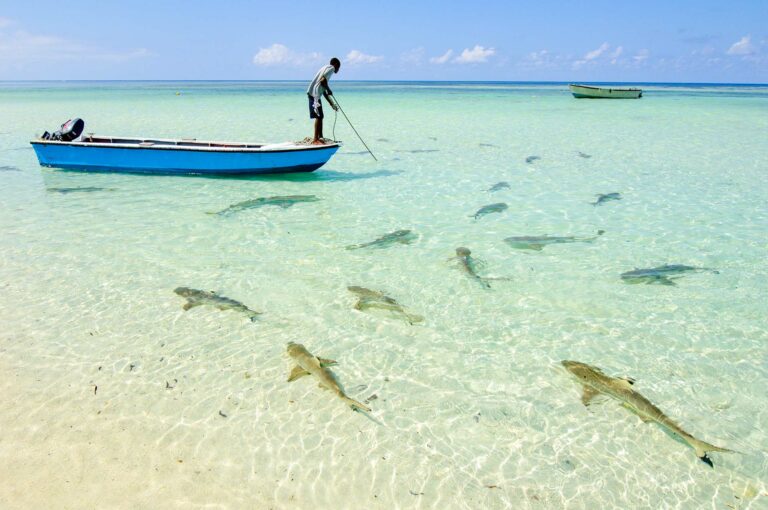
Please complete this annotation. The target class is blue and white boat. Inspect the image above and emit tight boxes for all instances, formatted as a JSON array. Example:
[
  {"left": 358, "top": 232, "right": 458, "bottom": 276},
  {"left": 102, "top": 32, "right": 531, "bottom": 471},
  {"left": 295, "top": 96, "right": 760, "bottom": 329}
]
[{"left": 31, "top": 134, "right": 340, "bottom": 176}]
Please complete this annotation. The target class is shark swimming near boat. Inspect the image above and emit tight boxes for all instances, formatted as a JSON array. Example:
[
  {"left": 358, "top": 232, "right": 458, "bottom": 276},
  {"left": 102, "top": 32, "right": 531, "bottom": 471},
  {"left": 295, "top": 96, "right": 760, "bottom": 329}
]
[
  {"left": 345, "top": 229, "right": 418, "bottom": 250},
  {"left": 472, "top": 202, "right": 508, "bottom": 220},
  {"left": 173, "top": 287, "right": 261, "bottom": 322},
  {"left": 562, "top": 360, "right": 732, "bottom": 467},
  {"left": 0, "top": 165, "right": 20, "bottom": 172},
  {"left": 347, "top": 286, "right": 424, "bottom": 324},
  {"left": 526, "top": 155, "right": 541, "bottom": 164},
  {"left": 504, "top": 230, "right": 605, "bottom": 251},
  {"left": 210, "top": 195, "right": 320, "bottom": 216},
  {"left": 486, "top": 181, "right": 511, "bottom": 192},
  {"left": 286, "top": 342, "right": 371, "bottom": 412},
  {"left": 592, "top": 192, "right": 622, "bottom": 206},
  {"left": 48, "top": 186, "right": 115, "bottom": 194},
  {"left": 620, "top": 264, "right": 719, "bottom": 286}
]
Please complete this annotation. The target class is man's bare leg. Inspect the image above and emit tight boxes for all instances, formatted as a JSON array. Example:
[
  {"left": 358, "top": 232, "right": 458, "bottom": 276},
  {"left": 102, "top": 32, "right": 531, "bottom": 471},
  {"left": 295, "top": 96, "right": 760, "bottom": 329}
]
[{"left": 312, "top": 118, "right": 324, "bottom": 144}]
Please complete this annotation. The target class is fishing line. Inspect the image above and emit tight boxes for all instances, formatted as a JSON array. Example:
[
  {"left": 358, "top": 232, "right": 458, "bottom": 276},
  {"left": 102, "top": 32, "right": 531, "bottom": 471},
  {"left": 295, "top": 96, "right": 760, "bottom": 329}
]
[{"left": 330, "top": 95, "right": 377, "bottom": 161}]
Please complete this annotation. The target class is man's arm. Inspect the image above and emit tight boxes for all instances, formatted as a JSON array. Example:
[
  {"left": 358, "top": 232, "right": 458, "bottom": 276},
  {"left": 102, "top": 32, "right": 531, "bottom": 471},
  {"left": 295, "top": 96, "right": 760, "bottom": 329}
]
[{"left": 320, "top": 77, "right": 338, "bottom": 110}]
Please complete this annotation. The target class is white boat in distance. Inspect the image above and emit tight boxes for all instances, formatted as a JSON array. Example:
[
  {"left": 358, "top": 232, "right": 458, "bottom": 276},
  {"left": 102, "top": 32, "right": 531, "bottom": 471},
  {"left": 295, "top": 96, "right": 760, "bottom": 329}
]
[{"left": 569, "top": 84, "right": 643, "bottom": 99}]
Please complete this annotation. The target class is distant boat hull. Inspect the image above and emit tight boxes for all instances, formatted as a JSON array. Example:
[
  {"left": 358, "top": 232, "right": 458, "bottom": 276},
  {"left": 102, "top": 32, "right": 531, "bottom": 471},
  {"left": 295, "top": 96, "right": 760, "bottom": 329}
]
[
  {"left": 30, "top": 136, "right": 340, "bottom": 175},
  {"left": 569, "top": 84, "right": 642, "bottom": 99}
]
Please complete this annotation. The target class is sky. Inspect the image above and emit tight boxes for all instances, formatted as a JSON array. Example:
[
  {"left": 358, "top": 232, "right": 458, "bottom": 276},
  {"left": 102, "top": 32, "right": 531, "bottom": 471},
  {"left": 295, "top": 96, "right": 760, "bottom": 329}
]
[{"left": 0, "top": 0, "right": 766, "bottom": 83}]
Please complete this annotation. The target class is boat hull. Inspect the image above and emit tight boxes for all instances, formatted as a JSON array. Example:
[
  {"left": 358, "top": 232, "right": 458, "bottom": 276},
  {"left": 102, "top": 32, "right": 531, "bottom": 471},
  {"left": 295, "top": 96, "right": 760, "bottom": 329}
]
[
  {"left": 30, "top": 138, "right": 340, "bottom": 175},
  {"left": 569, "top": 84, "right": 642, "bottom": 99}
]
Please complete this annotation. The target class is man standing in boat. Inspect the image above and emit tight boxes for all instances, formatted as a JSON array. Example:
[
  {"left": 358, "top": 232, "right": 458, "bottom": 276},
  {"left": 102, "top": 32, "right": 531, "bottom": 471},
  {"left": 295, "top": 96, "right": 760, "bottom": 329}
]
[{"left": 307, "top": 58, "right": 340, "bottom": 145}]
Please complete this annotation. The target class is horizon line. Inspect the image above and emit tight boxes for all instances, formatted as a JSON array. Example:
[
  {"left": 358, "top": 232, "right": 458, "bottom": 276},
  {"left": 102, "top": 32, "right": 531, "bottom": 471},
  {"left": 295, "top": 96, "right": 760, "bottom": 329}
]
[{"left": 1, "top": 79, "right": 767, "bottom": 86}]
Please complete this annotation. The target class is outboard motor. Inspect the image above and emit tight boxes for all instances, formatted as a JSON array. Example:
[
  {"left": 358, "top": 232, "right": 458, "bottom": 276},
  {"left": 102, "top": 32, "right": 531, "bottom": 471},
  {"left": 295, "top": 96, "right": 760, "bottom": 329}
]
[{"left": 42, "top": 118, "right": 85, "bottom": 142}]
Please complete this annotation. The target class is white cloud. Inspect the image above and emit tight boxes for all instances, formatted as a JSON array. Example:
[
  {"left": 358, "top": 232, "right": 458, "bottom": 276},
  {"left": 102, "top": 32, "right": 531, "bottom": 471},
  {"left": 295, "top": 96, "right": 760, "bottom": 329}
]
[
  {"left": 454, "top": 45, "right": 495, "bottom": 64},
  {"left": 572, "top": 42, "right": 612, "bottom": 68},
  {"left": 727, "top": 35, "right": 754, "bottom": 55},
  {"left": 610, "top": 46, "right": 623, "bottom": 64},
  {"left": 253, "top": 43, "right": 322, "bottom": 67},
  {"left": 400, "top": 47, "right": 424, "bottom": 65},
  {"left": 633, "top": 49, "right": 650, "bottom": 63},
  {"left": 430, "top": 49, "right": 453, "bottom": 64},
  {"left": 346, "top": 49, "right": 382, "bottom": 65},
  {"left": 585, "top": 42, "right": 610, "bottom": 61},
  {"left": 0, "top": 28, "right": 151, "bottom": 62}
]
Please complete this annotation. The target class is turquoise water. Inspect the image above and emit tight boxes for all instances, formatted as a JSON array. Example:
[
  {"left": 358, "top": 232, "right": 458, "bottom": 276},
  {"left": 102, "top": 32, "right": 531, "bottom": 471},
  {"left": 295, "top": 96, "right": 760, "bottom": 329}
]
[{"left": 1, "top": 81, "right": 767, "bottom": 508}]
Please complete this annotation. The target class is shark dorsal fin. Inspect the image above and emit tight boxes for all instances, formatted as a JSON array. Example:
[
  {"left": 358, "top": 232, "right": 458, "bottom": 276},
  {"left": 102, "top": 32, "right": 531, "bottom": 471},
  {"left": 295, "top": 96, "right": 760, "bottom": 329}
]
[{"left": 318, "top": 357, "right": 337, "bottom": 367}]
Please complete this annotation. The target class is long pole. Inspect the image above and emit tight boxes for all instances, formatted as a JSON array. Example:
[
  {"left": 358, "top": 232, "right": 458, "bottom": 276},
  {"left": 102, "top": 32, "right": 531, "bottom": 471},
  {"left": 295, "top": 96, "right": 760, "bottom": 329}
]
[{"left": 331, "top": 95, "right": 377, "bottom": 161}]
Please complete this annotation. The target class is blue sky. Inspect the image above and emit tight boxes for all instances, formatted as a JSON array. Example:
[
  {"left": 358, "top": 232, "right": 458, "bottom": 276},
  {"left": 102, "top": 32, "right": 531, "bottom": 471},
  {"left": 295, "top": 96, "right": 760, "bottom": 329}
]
[{"left": 1, "top": 0, "right": 766, "bottom": 82}]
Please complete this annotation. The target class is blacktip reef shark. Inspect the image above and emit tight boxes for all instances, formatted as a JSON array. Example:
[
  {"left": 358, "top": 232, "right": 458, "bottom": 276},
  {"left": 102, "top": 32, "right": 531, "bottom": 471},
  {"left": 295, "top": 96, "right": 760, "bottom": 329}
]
[
  {"left": 286, "top": 342, "right": 371, "bottom": 412},
  {"left": 504, "top": 230, "right": 605, "bottom": 251},
  {"left": 48, "top": 186, "right": 116, "bottom": 194},
  {"left": 452, "top": 247, "right": 512, "bottom": 289},
  {"left": 174, "top": 287, "right": 261, "bottom": 322},
  {"left": 526, "top": 155, "right": 541, "bottom": 164},
  {"left": 620, "top": 264, "right": 719, "bottom": 286},
  {"left": 486, "top": 181, "right": 511, "bottom": 192},
  {"left": 562, "top": 360, "right": 732, "bottom": 468},
  {"left": 345, "top": 229, "right": 418, "bottom": 250},
  {"left": 472, "top": 202, "right": 508, "bottom": 220},
  {"left": 210, "top": 195, "right": 320, "bottom": 216},
  {"left": 347, "top": 286, "right": 424, "bottom": 325},
  {"left": 591, "top": 192, "right": 622, "bottom": 206}
]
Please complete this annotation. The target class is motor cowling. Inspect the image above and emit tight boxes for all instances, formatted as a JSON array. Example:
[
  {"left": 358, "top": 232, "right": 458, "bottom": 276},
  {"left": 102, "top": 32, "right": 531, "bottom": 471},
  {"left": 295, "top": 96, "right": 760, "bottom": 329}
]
[{"left": 42, "top": 118, "right": 85, "bottom": 141}]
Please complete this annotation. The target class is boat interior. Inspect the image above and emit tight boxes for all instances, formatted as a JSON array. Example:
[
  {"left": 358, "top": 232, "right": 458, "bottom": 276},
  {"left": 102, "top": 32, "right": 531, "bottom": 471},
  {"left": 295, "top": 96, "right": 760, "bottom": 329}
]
[{"left": 81, "top": 135, "right": 265, "bottom": 149}]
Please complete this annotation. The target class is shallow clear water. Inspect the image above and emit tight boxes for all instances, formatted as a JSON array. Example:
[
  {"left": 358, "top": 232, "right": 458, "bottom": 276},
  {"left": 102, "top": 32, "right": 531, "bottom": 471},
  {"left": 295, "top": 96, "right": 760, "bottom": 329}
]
[{"left": 1, "top": 81, "right": 767, "bottom": 509}]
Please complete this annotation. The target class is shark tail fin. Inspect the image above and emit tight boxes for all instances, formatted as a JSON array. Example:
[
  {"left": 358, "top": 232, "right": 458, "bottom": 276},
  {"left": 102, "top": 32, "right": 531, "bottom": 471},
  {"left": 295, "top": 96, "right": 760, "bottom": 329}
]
[
  {"left": 694, "top": 441, "right": 732, "bottom": 468},
  {"left": 343, "top": 396, "right": 372, "bottom": 413}
]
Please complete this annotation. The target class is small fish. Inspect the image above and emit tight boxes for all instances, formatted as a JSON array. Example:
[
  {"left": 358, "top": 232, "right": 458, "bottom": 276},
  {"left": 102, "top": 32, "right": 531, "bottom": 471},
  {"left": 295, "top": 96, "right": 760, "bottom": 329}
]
[
  {"left": 286, "top": 342, "right": 371, "bottom": 412},
  {"left": 346, "top": 229, "right": 417, "bottom": 250},
  {"left": 173, "top": 287, "right": 261, "bottom": 322},
  {"left": 0, "top": 165, "right": 20, "bottom": 172},
  {"left": 376, "top": 138, "right": 390, "bottom": 142},
  {"left": 578, "top": 151, "right": 592, "bottom": 159},
  {"left": 211, "top": 195, "right": 320, "bottom": 216},
  {"left": 348, "top": 286, "right": 423, "bottom": 324},
  {"left": 454, "top": 248, "right": 491, "bottom": 289},
  {"left": 592, "top": 192, "right": 622, "bottom": 206},
  {"left": 479, "top": 143, "right": 498, "bottom": 148},
  {"left": 562, "top": 360, "right": 732, "bottom": 467},
  {"left": 620, "top": 264, "right": 719, "bottom": 286},
  {"left": 525, "top": 155, "right": 541, "bottom": 164},
  {"left": 504, "top": 230, "right": 605, "bottom": 251},
  {"left": 472, "top": 203, "right": 508, "bottom": 220},
  {"left": 486, "top": 181, "right": 510, "bottom": 192},
  {"left": 47, "top": 186, "right": 114, "bottom": 194},
  {"left": 397, "top": 149, "right": 440, "bottom": 154}
]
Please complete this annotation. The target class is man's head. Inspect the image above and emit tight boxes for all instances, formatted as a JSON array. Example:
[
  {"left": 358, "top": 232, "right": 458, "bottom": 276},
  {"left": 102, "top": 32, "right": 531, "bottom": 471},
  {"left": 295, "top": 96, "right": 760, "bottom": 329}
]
[{"left": 330, "top": 57, "right": 341, "bottom": 73}]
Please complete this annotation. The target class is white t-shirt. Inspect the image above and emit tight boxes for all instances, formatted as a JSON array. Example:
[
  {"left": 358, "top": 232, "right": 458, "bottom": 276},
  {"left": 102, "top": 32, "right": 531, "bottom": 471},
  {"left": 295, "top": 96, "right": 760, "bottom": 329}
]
[{"left": 307, "top": 64, "right": 335, "bottom": 99}]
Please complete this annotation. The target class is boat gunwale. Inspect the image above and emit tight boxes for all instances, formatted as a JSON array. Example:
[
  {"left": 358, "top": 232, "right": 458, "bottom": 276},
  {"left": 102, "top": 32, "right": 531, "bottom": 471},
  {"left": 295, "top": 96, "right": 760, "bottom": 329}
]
[
  {"left": 568, "top": 83, "right": 643, "bottom": 92},
  {"left": 29, "top": 136, "right": 341, "bottom": 154}
]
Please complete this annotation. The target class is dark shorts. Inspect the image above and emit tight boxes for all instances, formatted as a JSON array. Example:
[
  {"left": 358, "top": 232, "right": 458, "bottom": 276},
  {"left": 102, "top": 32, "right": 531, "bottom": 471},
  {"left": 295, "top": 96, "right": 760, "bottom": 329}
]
[{"left": 308, "top": 95, "right": 324, "bottom": 120}]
